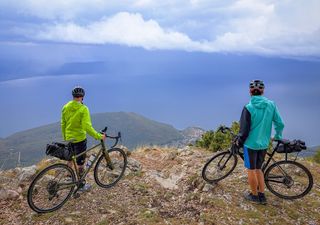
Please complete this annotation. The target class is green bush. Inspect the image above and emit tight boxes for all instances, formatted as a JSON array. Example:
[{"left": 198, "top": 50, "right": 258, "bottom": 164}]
[
  {"left": 313, "top": 149, "right": 320, "bottom": 164},
  {"left": 196, "top": 121, "right": 239, "bottom": 152}
]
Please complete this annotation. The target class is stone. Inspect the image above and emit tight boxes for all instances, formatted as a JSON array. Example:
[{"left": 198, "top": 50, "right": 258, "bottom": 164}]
[
  {"left": 118, "top": 145, "right": 131, "bottom": 156},
  {"left": 127, "top": 158, "right": 142, "bottom": 172},
  {"left": 0, "top": 189, "right": 20, "bottom": 200},
  {"left": 202, "top": 184, "right": 213, "bottom": 192},
  {"left": 164, "top": 151, "right": 177, "bottom": 160},
  {"left": 148, "top": 171, "right": 185, "bottom": 190},
  {"left": 18, "top": 165, "right": 37, "bottom": 182},
  {"left": 65, "top": 217, "right": 73, "bottom": 223}
]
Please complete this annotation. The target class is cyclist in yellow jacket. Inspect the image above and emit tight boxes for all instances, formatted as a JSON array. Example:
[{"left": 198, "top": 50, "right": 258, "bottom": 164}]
[{"left": 61, "top": 86, "right": 105, "bottom": 190}]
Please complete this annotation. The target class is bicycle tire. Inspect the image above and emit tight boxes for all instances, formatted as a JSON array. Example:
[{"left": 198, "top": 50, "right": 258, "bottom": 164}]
[
  {"left": 202, "top": 150, "right": 238, "bottom": 183},
  {"left": 265, "top": 160, "right": 313, "bottom": 200},
  {"left": 94, "top": 148, "right": 127, "bottom": 188},
  {"left": 27, "top": 163, "right": 76, "bottom": 213}
]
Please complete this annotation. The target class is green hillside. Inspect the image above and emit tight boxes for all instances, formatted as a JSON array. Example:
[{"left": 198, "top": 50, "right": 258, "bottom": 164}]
[{"left": 0, "top": 112, "right": 183, "bottom": 169}]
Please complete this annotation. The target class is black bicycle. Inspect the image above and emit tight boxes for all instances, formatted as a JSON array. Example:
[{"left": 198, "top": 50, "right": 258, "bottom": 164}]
[
  {"left": 27, "top": 127, "right": 127, "bottom": 213},
  {"left": 202, "top": 126, "right": 313, "bottom": 200}
]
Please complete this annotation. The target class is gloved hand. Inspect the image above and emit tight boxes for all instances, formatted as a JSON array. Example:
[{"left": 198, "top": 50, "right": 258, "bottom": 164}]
[{"left": 234, "top": 135, "right": 243, "bottom": 148}]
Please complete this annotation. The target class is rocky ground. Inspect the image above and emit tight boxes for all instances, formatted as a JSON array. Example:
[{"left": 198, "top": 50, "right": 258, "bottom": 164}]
[{"left": 0, "top": 146, "right": 319, "bottom": 225}]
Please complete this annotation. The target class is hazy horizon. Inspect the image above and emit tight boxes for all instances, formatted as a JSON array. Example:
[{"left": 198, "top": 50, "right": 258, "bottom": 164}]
[{"left": 0, "top": 1, "right": 320, "bottom": 146}]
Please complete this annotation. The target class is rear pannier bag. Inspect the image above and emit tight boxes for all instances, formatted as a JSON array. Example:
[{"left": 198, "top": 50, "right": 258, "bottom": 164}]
[
  {"left": 276, "top": 140, "right": 307, "bottom": 153},
  {"left": 46, "top": 142, "right": 73, "bottom": 161}
]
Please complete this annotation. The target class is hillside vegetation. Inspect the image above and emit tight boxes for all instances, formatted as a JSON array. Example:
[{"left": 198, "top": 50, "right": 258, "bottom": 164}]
[
  {"left": 0, "top": 112, "right": 185, "bottom": 169},
  {"left": 0, "top": 146, "right": 319, "bottom": 225}
]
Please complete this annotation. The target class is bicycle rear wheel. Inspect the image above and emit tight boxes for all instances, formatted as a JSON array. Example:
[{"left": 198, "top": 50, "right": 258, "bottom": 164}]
[
  {"left": 202, "top": 151, "right": 238, "bottom": 183},
  {"left": 265, "top": 160, "right": 313, "bottom": 199},
  {"left": 27, "top": 163, "right": 76, "bottom": 213},
  {"left": 94, "top": 148, "right": 127, "bottom": 188}
]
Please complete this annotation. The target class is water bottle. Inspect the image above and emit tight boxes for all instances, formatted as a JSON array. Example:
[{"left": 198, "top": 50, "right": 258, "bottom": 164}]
[{"left": 85, "top": 154, "right": 96, "bottom": 169}]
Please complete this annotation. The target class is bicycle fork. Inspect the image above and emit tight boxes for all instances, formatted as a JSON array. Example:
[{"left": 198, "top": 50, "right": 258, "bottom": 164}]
[{"left": 101, "top": 142, "right": 114, "bottom": 170}]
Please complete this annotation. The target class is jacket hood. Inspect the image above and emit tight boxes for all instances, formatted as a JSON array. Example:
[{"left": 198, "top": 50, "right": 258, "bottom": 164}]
[
  {"left": 66, "top": 100, "right": 83, "bottom": 111},
  {"left": 250, "top": 96, "right": 269, "bottom": 109}
]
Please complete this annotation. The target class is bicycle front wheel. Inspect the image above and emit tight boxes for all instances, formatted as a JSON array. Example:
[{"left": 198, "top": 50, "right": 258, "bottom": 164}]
[
  {"left": 265, "top": 160, "right": 313, "bottom": 199},
  {"left": 202, "top": 151, "right": 238, "bottom": 183},
  {"left": 94, "top": 148, "right": 127, "bottom": 188},
  {"left": 27, "top": 163, "right": 76, "bottom": 213}
]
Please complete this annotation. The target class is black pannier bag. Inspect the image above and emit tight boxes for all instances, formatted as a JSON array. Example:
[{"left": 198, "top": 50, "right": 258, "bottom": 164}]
[
  {"left": 46, "top": 142, "right": 73, "bottom": 161},
  {"left": 276, "top": 140, "right": 307, "bottom": 154}
]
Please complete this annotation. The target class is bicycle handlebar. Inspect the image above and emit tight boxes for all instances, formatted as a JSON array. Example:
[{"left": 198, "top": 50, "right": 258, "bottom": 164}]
[
  {"left": 217, "top": 126, "right": 235, "bottom": 136},
  {"left": 100, "top": 127, "right": 122, "bottom": 148}
]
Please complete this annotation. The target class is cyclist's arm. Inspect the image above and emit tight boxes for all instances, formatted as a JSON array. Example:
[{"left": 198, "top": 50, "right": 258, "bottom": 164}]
[
  {"left": 273, "top": 104, "right": 284, "bottom": 140},
  {"left": 82, "top": 107, "right": 103, "bottom": 140},
  {"left": 61, "top": 107, "right": 66, "bottom": 140},
  {"left": 238, "top": 106, "right": 251, "bottom": 147}
]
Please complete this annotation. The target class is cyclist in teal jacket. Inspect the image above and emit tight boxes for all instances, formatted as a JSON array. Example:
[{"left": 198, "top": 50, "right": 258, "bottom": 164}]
[{"left": 237, "top": 80, "right": 284, "bottom": 204}]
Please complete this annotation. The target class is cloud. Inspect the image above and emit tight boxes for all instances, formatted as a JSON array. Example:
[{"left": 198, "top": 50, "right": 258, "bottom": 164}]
[
  {"left": 3, "top": 0, "right": 320, "bottom": 57},
  {"left": 34, "top": 12, "right": 209, "bottom": 51}
]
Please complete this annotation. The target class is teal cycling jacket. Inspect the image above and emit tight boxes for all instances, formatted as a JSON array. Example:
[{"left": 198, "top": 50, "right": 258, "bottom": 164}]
[
  {"left": 61, "top": 100, "right": 102, "bottom": 143},
  {"left": 238, "top": 96, "right": 285, "bottom": 150}
]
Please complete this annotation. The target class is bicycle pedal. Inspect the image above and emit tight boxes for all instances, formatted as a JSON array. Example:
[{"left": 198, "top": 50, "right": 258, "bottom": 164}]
[{"left": 73, "top": 193, "right": 80, "bottom": 199}]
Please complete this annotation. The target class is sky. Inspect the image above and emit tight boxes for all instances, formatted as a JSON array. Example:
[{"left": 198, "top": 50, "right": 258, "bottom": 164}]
[{"left": 0, "top": 0, "right": 320, "bottom": 146}]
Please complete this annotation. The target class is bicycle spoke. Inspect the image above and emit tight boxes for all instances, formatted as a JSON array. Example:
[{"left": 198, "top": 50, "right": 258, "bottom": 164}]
[
  {"left": 94, "top": 148, "right": 127, "bottom": 188},
  {"left": 202, "top": 151, "right": 237, "bottom": 183},
  {"left": 28, "top": 164, "right": 76, "bottom": 213},
  {"left": 265, "top": 161, "right": 313, "bottom": 199}
]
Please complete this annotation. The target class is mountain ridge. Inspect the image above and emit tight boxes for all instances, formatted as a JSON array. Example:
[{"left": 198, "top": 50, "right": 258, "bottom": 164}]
[{"left": 0, "top": 112, "right": 203, "bottom": 169}]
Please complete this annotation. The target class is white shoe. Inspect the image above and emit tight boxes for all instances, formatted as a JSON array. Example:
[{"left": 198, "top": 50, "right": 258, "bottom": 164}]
[{"left": 79, "top": 183, "right": 91, "bottom": 192}]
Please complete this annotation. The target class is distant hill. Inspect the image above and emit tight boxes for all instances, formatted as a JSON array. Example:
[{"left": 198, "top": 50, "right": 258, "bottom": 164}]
[{"left": 0, "top": 112, "right": 185, "bottom": 169}]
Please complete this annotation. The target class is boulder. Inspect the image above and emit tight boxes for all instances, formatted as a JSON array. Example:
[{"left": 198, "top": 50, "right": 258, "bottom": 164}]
[
  {"left": 118, "top": 145, "right": 131, "bottom": 157},
  {"left": 127, "top": 158, "right": 142, "bottom": 172},
  {"left": 0, "top": 188, "right": 20, "bottom": 201},
  {"left": 18, "top": 165, "right": 37, "bottom": 182}
]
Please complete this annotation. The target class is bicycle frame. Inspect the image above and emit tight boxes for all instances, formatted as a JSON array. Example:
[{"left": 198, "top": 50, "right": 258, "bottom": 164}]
[
  {"left": 56, "top": 129, "right": 121, "bottom": 192},
  {"left": 235, "top": 141, "right": 292, "bottom": 173}
]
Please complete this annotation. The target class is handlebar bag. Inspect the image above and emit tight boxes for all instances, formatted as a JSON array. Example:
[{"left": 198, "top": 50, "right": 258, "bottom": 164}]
[{"left": 276, "top": 140, "right": 307, "bottom": 153}]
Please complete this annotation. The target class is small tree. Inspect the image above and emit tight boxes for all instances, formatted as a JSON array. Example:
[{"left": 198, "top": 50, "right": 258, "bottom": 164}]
[
  {"left": 196, "top": 121, "right": 240, "bottom": 152},
  {"left": 313, "top": 149, "right": 320, "bottom": 164}
]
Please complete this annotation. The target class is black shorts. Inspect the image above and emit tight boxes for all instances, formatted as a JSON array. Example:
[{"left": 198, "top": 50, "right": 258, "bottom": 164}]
[
  {"left": 71, "top": 139, "right": 87, "bottom": 165},
  {"left": 243, "top": 147, "right": 266, "bottom": 170}
]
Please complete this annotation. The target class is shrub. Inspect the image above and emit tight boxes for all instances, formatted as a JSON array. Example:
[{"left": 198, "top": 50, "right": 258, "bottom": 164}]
[
  {"left": 313, "top": 149, "right": 320, "bottom": 164},
  {"left": 196, "top": 121, "right": 239, "bottom": 152}
]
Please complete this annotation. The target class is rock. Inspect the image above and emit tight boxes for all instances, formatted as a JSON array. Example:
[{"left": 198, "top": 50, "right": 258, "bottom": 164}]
[
  {"left": 202, "top": 184, "right": 213, "bottom": 192},
  {"left": 0, "top": 188, "right": 20, "bottom": 200},
  {"left": 164, "top": 151, "right": 177, "bottom": 160},
  {"left": 64, "top": 217, "right": 74, "bottom": 223},
  {"left": 17, "top": 186, "right": 23, "bottom": 194},
  {"left": 18, "top": 165, "right": 37, "bottom": 182},
  {"left": 70, "top": 211, "right": 81, "bottom": 216},
  {"left": 148, "top": 171, "right": 185, "bottom": 190},
  {"left": 118, "top": 145, "right": 131, "bottom": 156},
  {"left": 177, "top": 146, "right": 191, "bottom": 152},
  {"left": 127, "top": 158, "right": 142, "bottom": 172}
]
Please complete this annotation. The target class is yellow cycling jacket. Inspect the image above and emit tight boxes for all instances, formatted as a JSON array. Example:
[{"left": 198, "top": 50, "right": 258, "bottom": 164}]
[{"left": 61, "top": 100, "right": 102, "bottom": 143}]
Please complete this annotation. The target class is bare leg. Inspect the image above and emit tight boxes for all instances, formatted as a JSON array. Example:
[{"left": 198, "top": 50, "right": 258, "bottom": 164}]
[
  {"left": 255, "top": 169, "right": 265, "bottom": 193},
  {"left": 247, "top": 169, "right": 258, "bottom": 195}
]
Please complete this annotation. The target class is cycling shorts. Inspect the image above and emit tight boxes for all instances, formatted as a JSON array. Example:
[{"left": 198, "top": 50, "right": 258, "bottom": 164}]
[
  {"left": 243, "top": 147, "right": 266, "bottom": 170},
  {"left": 71, "top": 139, "right": 87, "bottom": 165}
]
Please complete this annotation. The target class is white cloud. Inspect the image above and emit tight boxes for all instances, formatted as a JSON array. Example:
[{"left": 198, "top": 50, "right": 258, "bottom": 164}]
[
  {"left": 34, "top": 12, "right": 210, "bottom": 51},
  {"left": 3, "top": 0, "right": 320, "bottom": 57}
]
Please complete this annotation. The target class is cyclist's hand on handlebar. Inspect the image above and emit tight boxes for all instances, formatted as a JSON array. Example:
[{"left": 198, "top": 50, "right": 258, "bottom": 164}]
[{"left": 101, "top": 133, "right": 106, "bottom": 141}]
